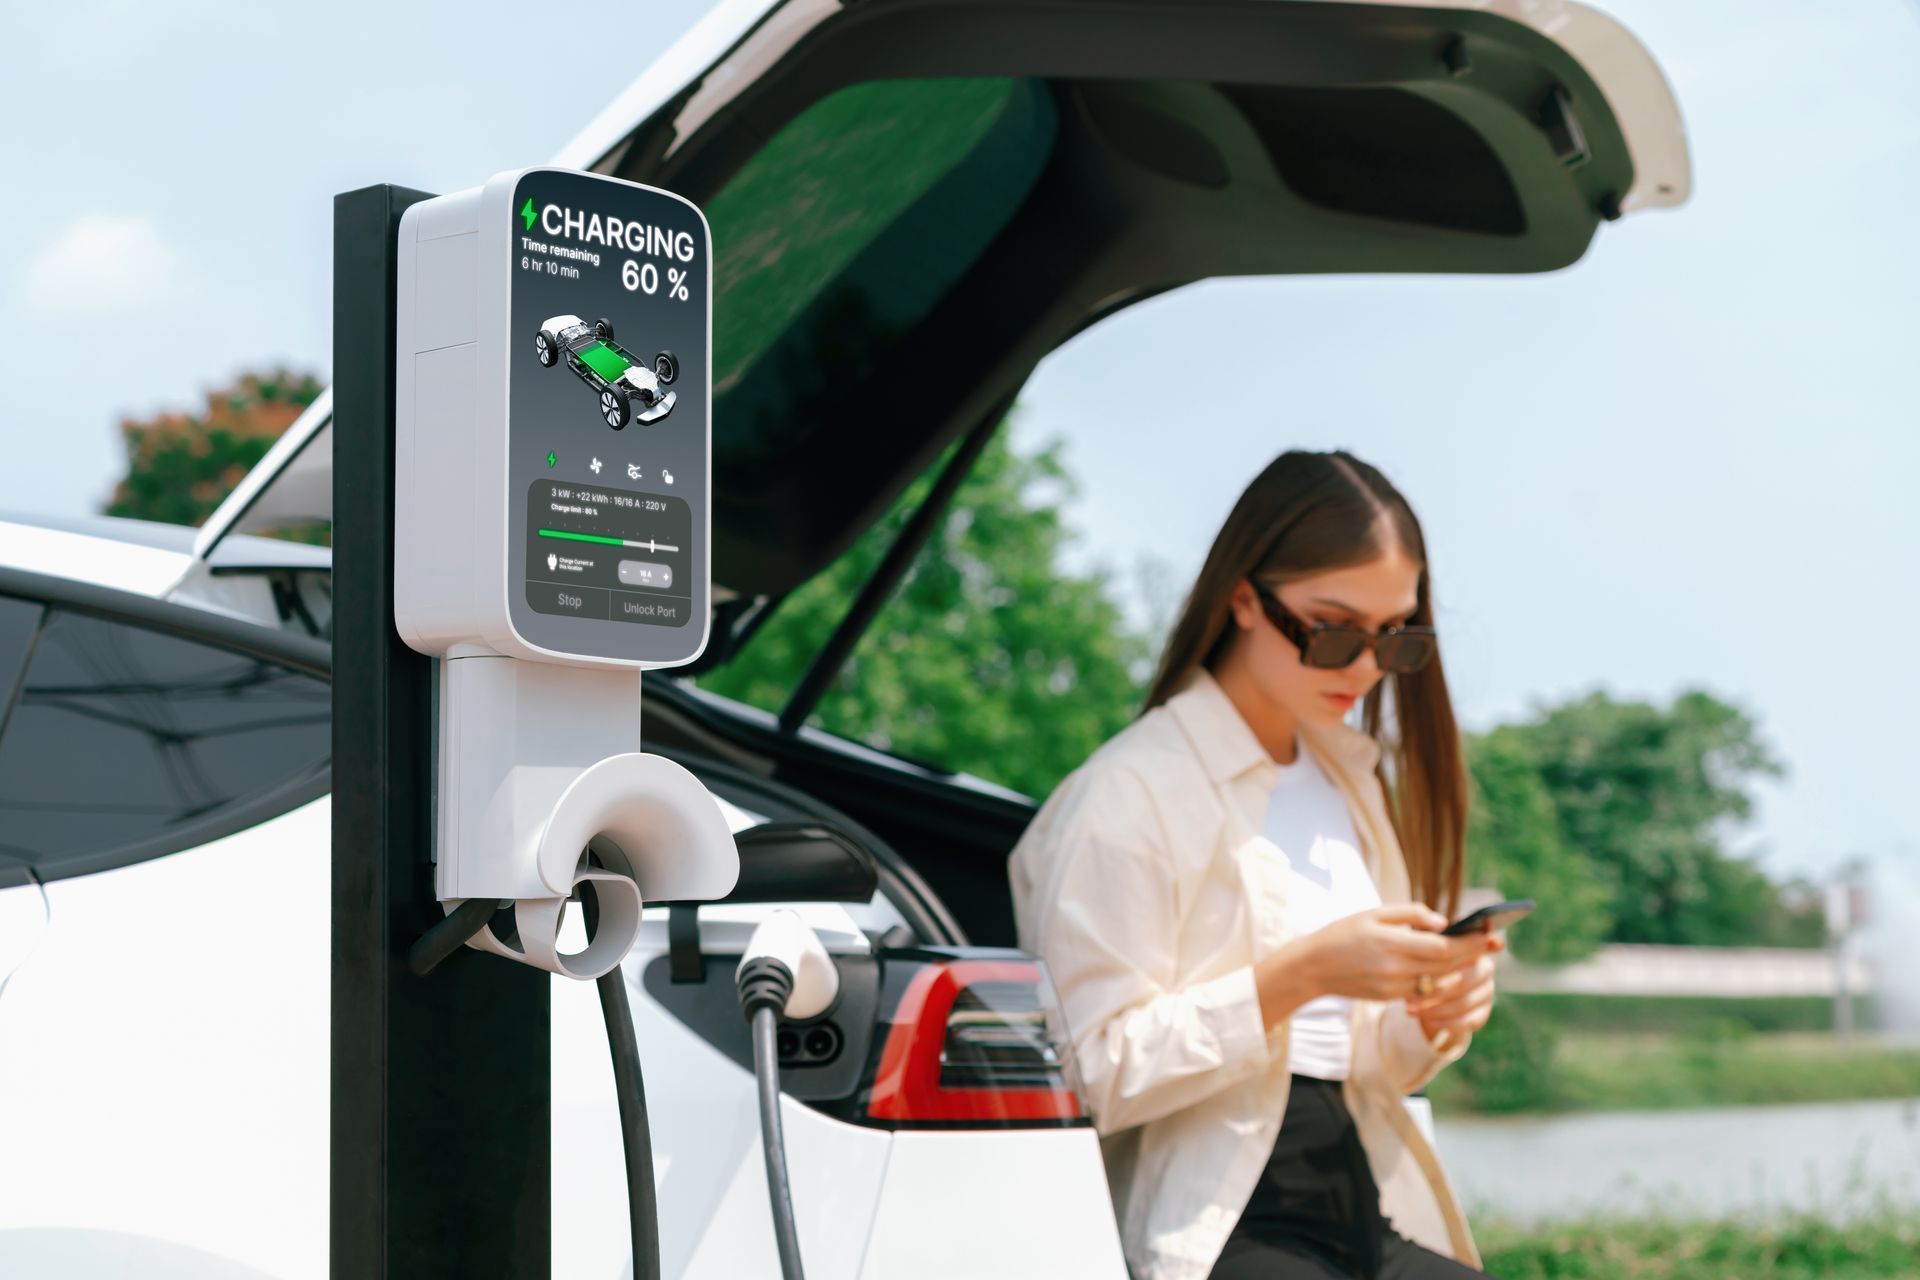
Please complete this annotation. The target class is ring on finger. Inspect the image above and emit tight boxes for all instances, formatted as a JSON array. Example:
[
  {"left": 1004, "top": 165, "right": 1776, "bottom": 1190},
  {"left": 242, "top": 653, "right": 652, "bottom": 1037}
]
[{"left": 1414, "top": 973, "right": 1435, "bottom": 997}]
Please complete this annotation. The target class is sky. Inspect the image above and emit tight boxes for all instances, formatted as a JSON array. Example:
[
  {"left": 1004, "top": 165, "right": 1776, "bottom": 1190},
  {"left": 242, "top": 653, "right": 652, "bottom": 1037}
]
[{"left": 0, "top": 0, "right": 1914, "bottom": 889}]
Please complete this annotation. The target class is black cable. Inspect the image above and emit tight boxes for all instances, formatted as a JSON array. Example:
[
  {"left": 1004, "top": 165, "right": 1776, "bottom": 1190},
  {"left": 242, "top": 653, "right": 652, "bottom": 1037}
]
[
  {"left": 579, "top": 878, "right": 663, "bottom": 1280},
  {"left": 414, "top": 882, "right": 664, "bottom": 1278},
  {"left": 737, "top": 956, "right": 805, "bottom": 1278},
  {"left": 406, "top": 896, "right": 502, "bottom": 977},
  {"left": 751, "top": 1003, "right": 806, "bottom": 1280},
  {"left": 597, "top": 966, "right": 663, "bottom": 1280}
]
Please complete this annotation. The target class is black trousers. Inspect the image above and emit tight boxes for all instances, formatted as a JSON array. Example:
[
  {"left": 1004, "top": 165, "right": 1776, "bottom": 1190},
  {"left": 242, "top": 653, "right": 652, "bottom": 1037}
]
[{"left": 1208, "top": 1074, "right": 1494, "bottom": 1280}]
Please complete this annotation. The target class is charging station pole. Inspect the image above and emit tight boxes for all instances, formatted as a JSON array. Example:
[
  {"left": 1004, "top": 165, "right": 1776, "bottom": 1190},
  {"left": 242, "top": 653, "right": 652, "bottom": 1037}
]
[{"left": 331, "top": 184, "right": 552, "bottom": 1278}]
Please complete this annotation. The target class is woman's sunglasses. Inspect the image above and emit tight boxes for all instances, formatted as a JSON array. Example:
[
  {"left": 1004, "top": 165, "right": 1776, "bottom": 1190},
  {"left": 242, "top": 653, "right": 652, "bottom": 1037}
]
[{"left": 1247, "top": 579, "right": 1438, "bottom": 674}]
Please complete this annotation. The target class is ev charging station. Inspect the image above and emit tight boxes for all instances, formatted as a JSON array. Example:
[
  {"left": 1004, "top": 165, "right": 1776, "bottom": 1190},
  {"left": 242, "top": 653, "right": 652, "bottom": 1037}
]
[
  {"left": 332, "top": 170, "right": 737, "bottom": 1277},
  {"left": 392, "top": 167, "right": 735, "bottom": 977}
]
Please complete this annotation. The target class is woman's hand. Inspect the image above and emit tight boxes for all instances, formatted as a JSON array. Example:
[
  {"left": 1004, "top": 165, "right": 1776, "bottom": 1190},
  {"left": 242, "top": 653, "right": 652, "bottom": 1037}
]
[
  {"left": 1404, "top": 932, "right": 1505, "bottom": 1038},
  {"left": 1300, "top": 904, "right": 1492, "bottom": 1002},
  {"left": 1256, "top": 904, "right": 1502, "bottom": 1030}
]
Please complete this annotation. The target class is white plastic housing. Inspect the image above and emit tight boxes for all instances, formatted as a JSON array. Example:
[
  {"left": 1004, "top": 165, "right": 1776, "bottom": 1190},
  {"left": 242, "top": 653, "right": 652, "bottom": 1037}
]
[
  {"left": 392, "top": 168, "right": 712, "bottom": 669},
  {"left": 438, "top": 656, "right": 737, "bottom": 979},
  {"left": 393, "top": 180, "right": 508, "bottom": 658}
]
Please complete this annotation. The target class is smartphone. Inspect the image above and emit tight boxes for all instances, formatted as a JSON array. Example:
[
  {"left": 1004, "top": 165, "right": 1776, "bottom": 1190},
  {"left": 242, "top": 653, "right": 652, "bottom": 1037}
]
[{"left": 1441, "top": 899, "right": 1534, "bottom": 936}]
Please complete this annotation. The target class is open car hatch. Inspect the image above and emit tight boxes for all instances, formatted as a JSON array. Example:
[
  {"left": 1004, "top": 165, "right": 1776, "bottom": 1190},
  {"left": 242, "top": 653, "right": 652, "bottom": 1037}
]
[{"left": 192, "top": 0, "right": 1688, "bottom": 665}]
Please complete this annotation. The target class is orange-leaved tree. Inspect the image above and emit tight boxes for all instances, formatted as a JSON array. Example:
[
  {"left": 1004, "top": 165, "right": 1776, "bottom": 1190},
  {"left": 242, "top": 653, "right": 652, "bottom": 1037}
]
[{"left": 104, "top": 369, "right": 323, "bottom": 529}]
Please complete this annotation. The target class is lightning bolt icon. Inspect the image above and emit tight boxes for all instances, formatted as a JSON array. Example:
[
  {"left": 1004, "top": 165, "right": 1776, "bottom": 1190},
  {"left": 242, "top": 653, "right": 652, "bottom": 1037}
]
[{"left": 520, "top": 198, "right": 536, "bottom": 232}]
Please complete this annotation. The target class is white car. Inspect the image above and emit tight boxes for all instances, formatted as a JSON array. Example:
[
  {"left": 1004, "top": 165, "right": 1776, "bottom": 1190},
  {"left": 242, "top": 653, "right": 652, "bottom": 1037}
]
[
  {"left": 0, "top": 507, "right": 1122, "bottom": 1280},
  {"left": 0, "top": 0, "right": 1688, "bottom": 1275}
]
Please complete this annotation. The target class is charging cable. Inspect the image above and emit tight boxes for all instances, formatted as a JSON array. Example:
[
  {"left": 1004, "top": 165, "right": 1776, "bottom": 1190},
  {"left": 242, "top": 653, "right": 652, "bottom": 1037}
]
[
  {"left": 410, "top": 886, "right": 662, "bottom": 1280},
  {"left": 585, "top": 885, "right": 663, "bottom": 1280},
  {"left": 597, "top": 955, "right": 662, "bottom": 1280},
  {"left": 736, "top": 911, "right": 840, "bottom": 1280}
]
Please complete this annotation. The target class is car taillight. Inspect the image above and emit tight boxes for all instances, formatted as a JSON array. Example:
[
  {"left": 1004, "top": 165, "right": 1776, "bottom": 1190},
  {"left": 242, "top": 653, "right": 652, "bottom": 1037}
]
[{"left": 864, "top": 954, "right": 1088, "bottom": 1128}]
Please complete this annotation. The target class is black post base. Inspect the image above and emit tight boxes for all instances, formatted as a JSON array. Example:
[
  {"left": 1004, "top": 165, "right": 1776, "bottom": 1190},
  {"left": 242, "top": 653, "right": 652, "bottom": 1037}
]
[{"left": 331, "top": 184, "right": 552, "bottom": 1279}]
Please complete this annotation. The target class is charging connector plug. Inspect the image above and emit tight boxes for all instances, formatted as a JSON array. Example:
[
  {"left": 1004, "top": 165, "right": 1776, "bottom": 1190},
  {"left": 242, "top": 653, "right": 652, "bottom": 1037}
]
[
  {"left": 736, "top": 956, "right": 795, "bottom": 1021},
  {"left": 737, "top": 910, "right": 840, "bottom": 1020},
  {"left": 735, "top": 911, "right": 839, "bottom": 1280}
]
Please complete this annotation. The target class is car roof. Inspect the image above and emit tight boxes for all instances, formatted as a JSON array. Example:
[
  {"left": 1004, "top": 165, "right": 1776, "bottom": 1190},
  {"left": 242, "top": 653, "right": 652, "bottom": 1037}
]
[{"left": 0, "top": 510, "right": 328, "bottom": 601}]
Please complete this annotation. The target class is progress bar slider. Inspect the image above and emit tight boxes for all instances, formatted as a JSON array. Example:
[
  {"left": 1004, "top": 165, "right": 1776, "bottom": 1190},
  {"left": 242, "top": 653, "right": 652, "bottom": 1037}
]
[{"left": 539, "top": 528, "right": 682, "bottom": 554}]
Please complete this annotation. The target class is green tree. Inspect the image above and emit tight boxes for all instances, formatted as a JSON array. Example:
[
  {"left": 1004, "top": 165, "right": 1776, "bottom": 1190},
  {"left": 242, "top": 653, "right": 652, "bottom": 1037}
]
[
  {"left": 1465, "top": 728, "right": 1613, "bottom": 963},
  {"left": 699, "top": 420, "right": 1152, "bottom": 799},
  {"left": 1489, "top": 689, "right": 1818, "bottom": 947},
  {"left": 1432, "top": 1000, "right": 1562, "bottom": 1113},
  {"left": 105, "top": 369, "right": 323, "bottom": 529}
]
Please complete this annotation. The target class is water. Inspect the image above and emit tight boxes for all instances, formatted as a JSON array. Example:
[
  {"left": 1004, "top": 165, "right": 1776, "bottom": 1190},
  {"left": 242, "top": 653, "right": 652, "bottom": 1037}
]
[{"left": 1435, "top": 1096, "right": 1920, "bottom": 1225}]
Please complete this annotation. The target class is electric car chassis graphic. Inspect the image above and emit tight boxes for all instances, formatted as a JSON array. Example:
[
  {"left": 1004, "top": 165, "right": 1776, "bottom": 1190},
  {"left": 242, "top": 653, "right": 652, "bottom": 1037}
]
[{"left": 535, "top": 313, "right": 680, "bottom": 429}]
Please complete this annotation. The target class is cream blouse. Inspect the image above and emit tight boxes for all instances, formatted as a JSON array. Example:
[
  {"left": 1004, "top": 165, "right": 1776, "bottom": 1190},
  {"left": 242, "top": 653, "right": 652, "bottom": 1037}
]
[{"left": 1009, "top": 669, "right": 1480, "bottom": 1280}]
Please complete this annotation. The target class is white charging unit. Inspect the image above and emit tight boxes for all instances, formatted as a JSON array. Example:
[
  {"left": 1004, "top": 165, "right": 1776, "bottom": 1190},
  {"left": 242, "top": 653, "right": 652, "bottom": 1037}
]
[{"left": 394, "top": 167, "right": 735, "bottom": 979}]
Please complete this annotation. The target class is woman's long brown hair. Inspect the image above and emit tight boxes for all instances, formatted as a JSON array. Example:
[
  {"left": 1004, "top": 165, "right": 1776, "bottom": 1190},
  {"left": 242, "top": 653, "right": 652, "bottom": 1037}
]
[{"left": 1142, "top": 450, "right": 1468, "bottom": 918}]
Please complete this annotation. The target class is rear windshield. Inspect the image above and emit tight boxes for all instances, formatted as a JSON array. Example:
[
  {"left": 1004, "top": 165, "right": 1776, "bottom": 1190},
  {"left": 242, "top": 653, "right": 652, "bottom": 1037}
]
[{"left": 703, "top": 77, "right": 1057, "bottom": 459}]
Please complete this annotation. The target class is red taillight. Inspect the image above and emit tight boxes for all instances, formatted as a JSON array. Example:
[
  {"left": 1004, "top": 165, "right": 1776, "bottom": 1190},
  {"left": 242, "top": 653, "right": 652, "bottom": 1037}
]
[{"left": 866, "top": 958, "right": 1086, "bottom": 1126}]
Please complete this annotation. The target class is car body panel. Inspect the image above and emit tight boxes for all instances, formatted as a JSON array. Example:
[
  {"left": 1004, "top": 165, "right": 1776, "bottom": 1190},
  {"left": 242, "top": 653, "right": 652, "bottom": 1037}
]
[
  {"left": 0, "top": 513, "right": 330, "bottom": 629},
  {"left": 0, "top": 763, "right": 1114, "bottom": 1278},
  {"left": 0, "top": 878, "right": 49, "bottom": 995},
  {"left": 860, "top": 1129, "right": 1129, "bottom": 1278},
  {"left": 1277, "top": 0, "right": 1688, "bottom": 214},
  {"left": 0, "top": 1231, "right": 282, "bottom": 1280},
  {"left": 0, "top": 517, "right": 198, "bottom": 599},
  {"left": 554, "top": 957, "right": 896, "bottom": 1280},
  {"left": 556, "top": 0, "right": 1686, "bottom": 216},
  {"left": 0, "top": 801, "right": 332, "bottom": 1278},
  {"left": 0, "top": 571, "right": 1121, "bottom": 1274},
  {"left": 557, "top": 0, "right": 1690, "bottom": 608}
]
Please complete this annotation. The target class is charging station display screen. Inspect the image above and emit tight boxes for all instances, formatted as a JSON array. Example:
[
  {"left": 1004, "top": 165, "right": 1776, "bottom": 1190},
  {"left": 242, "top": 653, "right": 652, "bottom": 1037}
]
[
  {"left": 507, "top": 169, "right": 710, "bottom": 664},
  {"left": 526, "top": 480, "right": 693, "bottom": 626}
]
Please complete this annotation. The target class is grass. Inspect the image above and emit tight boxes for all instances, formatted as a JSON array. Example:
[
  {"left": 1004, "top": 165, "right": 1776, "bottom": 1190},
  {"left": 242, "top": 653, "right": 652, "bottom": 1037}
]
[
  {"left": 1475, "top": 1206, "right": 1920, "bottom": 1279},
  {"left": 1428, "top": 1003, "right": 1920, "bottom": 1115},
  {"left": 1547, "top": 1029, "right": 1920, "bottom": 1112},
  {"left": 1504, "top": 993, "right": 1876, "bottom": 1036}
]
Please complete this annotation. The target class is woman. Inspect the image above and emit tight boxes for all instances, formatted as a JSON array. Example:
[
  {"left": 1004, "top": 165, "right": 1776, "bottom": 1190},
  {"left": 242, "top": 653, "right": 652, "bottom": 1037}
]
[{"left": 1010, "top": 450, "right": 1505, "bottom": 1280}]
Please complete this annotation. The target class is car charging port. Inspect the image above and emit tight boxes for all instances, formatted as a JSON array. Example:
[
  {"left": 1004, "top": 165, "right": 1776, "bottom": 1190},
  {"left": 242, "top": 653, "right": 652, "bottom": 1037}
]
[
  {"left": 775, "top": 1019, "right": 843, "bottom": 1068},
  {"left": 801, "top": 1023, "right": 841, "bottom": 1064}
]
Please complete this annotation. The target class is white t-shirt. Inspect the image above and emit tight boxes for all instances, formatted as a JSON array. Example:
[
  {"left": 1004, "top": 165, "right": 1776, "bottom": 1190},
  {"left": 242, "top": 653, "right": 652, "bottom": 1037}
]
[{"left": 1259, "top": 736, "right": 1382, "bottom": 1081}]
